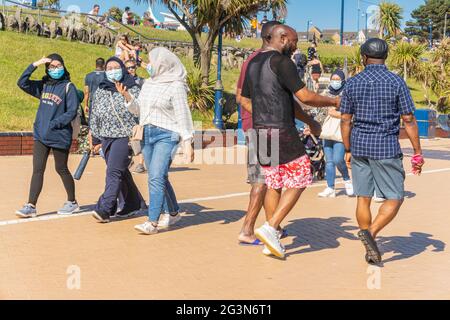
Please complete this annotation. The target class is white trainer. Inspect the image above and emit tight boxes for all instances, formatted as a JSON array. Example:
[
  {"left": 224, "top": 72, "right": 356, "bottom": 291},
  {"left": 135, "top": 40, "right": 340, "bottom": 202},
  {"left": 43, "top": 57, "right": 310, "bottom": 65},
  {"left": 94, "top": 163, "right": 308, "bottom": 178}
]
[
  {"left": 134, "top": 221, "right": 158, "bottom": 235},
  {"left": 158, "top": 212, "right": 182, "bottom": 229},
  {"left": 262, "top": 230, "right": 286, "bottom": 256},
  {"left": 318, "top": 187, "right": 336, "bottom": 198},
  {"left": 373, "top": 196, "right": 386, "bottom": 203},
  {"left": 373, "top": 191, "right": 386, "bottom": 203},
  {"left": 255, "top": 223, "right": 285, "bottom": 258},
  {"left": 344, "top": 181, "right": 354, "bottom": 196},
  {"left": 262, "top": 246, "right": 272, "bottom": 256}
]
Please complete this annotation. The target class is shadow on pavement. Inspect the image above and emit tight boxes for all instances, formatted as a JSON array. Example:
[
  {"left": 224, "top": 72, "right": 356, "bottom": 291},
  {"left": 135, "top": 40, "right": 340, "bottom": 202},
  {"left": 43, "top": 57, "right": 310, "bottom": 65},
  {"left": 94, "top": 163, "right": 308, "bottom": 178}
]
[
  {"left": 377, "top": 232, "right": 445, "bottom": 264},
  {"left": 172, "top": 203, "right": 246, "bottom": 229},
  {"left": 284, "top": 217, "right": 359, "bottom": 256}
]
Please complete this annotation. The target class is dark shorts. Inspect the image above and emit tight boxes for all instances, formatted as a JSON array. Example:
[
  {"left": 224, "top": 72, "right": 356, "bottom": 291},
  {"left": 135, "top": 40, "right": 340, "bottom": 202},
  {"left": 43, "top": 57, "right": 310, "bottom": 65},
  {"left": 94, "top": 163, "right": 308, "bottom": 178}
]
[
  {"left": 246, "top": 137, "right": 265, "bottom": 185},
  {"left": 351, "top": 156, "right": 406, "bottom": 200}
]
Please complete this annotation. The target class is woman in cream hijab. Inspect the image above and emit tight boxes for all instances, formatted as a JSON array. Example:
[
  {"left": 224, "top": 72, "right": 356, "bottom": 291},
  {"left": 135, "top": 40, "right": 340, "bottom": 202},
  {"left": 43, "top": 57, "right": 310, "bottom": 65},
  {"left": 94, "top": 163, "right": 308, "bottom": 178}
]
[{"left": 117, "top": 47, "right": 194, "bottom": 235}]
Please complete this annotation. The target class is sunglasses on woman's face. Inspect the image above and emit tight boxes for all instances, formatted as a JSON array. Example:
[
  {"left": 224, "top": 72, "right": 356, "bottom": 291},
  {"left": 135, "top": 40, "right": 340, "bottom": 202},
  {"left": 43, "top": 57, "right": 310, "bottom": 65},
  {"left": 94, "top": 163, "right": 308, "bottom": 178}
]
[{"left": 127, "top": 66, "right": 137, "bottom": 70}]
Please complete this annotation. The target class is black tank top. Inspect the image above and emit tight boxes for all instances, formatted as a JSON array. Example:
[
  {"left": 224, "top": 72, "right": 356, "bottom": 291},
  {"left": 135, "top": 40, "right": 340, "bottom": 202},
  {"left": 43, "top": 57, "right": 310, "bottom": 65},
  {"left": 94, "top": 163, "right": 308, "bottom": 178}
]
[{"left": 245, "top": 51, "right": 306, "bottom": 166}]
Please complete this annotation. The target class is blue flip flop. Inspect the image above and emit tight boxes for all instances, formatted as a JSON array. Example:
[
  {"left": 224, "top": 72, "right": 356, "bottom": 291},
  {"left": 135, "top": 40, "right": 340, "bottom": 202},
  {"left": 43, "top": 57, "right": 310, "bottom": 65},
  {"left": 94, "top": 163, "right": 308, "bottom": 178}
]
[
  {"left": 280, "top": 228, "right": 288, "bottom": 239},
  {"left": 239, "top": 239, "right": 263, "bottom": 246}
]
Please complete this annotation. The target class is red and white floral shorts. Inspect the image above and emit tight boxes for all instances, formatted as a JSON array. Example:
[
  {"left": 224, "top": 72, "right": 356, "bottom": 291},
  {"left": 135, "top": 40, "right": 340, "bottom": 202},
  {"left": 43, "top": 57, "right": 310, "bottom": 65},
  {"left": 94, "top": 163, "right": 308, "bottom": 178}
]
[{"left": 262, "top": 155, "right": 313, "bottom": 190}]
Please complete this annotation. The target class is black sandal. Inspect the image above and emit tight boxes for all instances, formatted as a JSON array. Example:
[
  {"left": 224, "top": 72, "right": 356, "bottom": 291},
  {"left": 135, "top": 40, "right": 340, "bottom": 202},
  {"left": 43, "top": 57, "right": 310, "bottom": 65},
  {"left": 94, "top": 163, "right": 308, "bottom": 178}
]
[{"left": 358, "top": 230, "right": 382, "bottom": 264}]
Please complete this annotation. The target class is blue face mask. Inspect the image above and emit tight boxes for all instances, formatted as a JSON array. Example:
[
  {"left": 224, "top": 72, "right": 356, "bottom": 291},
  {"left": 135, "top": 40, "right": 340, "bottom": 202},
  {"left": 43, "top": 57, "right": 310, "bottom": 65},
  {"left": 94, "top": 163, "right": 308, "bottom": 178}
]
[
  {"left": 330, "top": 80, "right": 343, "bottom": 90},
  {"left": 146, "top": 64, "right": 155, "bottom": 78},
  {"left": 48, "top": 67, "right": 65, "bottom": 80},
  {"left": 106, "top": 69, "right": 123, "bottom": 82}
]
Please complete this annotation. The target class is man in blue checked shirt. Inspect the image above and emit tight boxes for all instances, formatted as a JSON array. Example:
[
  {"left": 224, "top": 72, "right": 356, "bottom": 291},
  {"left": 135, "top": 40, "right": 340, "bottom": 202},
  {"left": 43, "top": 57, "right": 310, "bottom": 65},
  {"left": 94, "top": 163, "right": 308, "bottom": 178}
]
[{"left": 340, "top": 38, "right": 425, "bottom": 265}]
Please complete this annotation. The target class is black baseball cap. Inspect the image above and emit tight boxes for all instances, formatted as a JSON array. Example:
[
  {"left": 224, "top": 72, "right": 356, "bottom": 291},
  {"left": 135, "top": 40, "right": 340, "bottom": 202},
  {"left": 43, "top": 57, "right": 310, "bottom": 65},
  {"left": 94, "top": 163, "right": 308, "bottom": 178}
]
[{"left": 361, "top": 38, "right": 389, "bottom": 59}]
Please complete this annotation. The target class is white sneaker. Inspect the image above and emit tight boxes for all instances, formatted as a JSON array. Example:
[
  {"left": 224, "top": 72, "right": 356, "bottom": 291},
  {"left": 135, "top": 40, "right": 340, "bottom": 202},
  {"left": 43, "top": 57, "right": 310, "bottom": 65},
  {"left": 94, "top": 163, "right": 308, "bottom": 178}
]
[
  {"left": 255, "top": 223, "right": 285, "bottom": 258},
  {"left": 262, "top": 246, "right": 272, "bottom": 256},
  {"left": 344, "top": 181, "right": 354, "bottom": 196},
  {"left": 373, "top": 192, "right": 386, "bottom": 203},
  {"left": 158, "top": 212, "right": 182, "bottom": 229},
  {"left": 134, "top": 221, "right": 158, "bottom": 235},
  {"left": 262, "top": 230, "right": 286, "bottom": 256},
  {"left": 318, "top": 187, "right": 336, "bottom": 198},
  {"left": 373, "top": 196, "right": 386, "bottom": 203}
]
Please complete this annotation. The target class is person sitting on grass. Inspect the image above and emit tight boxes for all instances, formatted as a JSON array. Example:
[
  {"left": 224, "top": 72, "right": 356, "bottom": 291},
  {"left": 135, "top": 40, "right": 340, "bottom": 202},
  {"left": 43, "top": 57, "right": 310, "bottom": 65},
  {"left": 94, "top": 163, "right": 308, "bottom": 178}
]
[{"left": 115, "top": 34, "right": 139, "bottom": 62}]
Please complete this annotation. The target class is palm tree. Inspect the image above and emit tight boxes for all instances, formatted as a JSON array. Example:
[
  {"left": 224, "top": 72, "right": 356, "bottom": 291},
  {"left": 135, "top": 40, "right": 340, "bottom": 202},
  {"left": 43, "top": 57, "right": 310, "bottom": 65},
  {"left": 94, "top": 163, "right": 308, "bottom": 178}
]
[
  {"left": 414, "top": 60, "right": 438, "bottom": 106},
  {"left": 135, "top": 0, "right": 288, "bottom": 85},
  {"left": 413, "top": 39, "right": 450, "bottom": 112},
  {"left": 377, "top": 1, "right": 403, "bottom": 39},
  {"left": 431, "top": 37, "right": 450, "bottom": 78},
  {"left": 389, "top": 41, "right": 425, "bottom": 81},
  {"left": 348, "top": 47, "right": 364, "bottom": 76}
]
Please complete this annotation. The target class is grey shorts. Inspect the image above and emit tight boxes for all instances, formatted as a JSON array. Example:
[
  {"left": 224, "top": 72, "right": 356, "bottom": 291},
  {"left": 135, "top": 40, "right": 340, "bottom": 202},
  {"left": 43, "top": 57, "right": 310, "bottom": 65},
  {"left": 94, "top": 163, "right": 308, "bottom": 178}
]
[
  {"left": 351, "top": 156, "right": 406, "bottom": 200},
  {"left": 247, "top": 138, "right": 266, "bottom": 185}
]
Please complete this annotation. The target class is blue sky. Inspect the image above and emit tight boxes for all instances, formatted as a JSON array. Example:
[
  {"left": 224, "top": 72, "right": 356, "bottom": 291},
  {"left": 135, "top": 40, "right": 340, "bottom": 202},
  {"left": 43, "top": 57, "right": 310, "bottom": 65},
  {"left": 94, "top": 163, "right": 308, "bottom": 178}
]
[{"left": 59, "top": 0, "right": 425, "bottom": 32}]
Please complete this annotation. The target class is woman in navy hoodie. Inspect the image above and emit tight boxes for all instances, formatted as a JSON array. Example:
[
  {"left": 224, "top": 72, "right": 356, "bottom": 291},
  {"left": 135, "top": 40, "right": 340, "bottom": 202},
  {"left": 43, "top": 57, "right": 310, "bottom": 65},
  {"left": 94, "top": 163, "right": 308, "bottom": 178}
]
[{"left": 16, "top": 54, "right": 80, "bottom": 218}]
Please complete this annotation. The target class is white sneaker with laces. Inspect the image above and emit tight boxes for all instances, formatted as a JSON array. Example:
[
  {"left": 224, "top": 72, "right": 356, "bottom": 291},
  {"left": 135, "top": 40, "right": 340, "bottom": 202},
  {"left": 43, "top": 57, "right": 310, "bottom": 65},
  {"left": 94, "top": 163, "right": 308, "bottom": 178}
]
[
  {"left": 134, "top": 221, "right": 158, "bottom": 235},
  {"left": 262, "top": 229, "right": 285, "bottom": 256},
  {"left": 255, "top": 223, "right": 285, "bottom": 258},
  {"left": 318, "top": 187, "right": 336, "bottom": 198},
  {"left": 158, "top": 212, "right": 182, "bottom": 229},
  {"left": 344, "top": 181, "right": 354, "bottom": 196}
]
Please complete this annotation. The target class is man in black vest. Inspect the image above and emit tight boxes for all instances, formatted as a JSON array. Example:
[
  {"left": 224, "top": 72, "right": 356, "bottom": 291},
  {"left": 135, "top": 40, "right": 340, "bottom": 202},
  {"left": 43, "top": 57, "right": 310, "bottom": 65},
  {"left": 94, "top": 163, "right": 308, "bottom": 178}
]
[{"left": 241, "top": 24, "right": 340, "bottom": 259}]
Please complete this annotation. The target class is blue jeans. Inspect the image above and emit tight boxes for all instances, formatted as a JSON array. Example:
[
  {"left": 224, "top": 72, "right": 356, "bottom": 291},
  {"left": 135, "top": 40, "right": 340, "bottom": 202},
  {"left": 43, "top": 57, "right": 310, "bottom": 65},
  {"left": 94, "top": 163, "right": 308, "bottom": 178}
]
[
  {"left": 323, "top": 139, "right": 351, "bottom": 188},
  {"left": 141, "top": 125, "right": 180, "bottom": 222}
]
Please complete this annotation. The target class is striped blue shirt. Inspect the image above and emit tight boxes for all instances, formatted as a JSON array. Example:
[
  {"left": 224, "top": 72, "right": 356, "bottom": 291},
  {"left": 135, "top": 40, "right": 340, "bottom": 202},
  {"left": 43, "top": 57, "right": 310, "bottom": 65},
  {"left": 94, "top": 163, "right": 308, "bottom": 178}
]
[{"left": 340, "top": 64, "right": 415, "bottom": 160}]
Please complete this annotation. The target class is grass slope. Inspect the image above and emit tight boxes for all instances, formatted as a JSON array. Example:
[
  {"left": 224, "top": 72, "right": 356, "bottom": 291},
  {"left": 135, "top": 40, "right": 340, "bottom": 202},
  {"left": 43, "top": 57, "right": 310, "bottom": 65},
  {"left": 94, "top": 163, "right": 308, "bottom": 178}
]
[{"left": 0, "top": 30, "right": 430, "bottom": 132}]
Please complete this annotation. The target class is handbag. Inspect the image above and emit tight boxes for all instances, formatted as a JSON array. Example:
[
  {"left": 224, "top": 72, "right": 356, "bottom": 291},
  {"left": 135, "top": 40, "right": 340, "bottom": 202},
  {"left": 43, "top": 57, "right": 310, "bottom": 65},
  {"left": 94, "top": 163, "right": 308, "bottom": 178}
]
[
  {"left": 320, "top": 114, "right": 342, "bottom": 142},
  {"left": 109, "top": 93, "right": 142, "bottom": 156}
]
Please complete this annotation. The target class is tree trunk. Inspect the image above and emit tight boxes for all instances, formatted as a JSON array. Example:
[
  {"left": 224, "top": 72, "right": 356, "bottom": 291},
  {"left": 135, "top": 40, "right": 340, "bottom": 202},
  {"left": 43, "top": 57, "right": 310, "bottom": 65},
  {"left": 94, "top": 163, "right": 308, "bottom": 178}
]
[
  {"left": 192, "top": 38, "right": 201, "bottom": 67},
  {"left": 200, "top": 46, "right": 213, "bottom": 86},
  {"left": 422, "top": 83, "right": 431, "bottom": 106}
]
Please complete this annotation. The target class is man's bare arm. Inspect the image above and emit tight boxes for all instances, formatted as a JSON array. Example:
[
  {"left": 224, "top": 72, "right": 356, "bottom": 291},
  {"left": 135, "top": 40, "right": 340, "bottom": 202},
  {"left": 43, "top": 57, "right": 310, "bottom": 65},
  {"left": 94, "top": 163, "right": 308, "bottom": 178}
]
[
  {"left": 341, "top": 113, "right": 353, "bottom": 152},
  {"left": 240, "top": 96, "right": 252, "bottom": 114},
  {"left": 236, "top": 88, "right": 242, "bottom": 106},
  {"left": 402, "top": 113, "right": 422, "bottom": 155},
  {"left": 83, "top": 86, "right": 90, "bottom": 114},
  {"left": 295, "top": 87, "right": 340, "bottom": 109}
]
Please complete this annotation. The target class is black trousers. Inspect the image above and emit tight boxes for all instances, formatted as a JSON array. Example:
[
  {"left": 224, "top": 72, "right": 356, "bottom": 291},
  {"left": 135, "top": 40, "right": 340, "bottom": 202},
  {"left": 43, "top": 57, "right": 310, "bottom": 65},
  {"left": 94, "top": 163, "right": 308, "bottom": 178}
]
[
  {"left": 28, "top": 140, "right": 76, "bottom": 205},
  {"left": 95, "top": 138, "right": 146, "bottom": 216}
]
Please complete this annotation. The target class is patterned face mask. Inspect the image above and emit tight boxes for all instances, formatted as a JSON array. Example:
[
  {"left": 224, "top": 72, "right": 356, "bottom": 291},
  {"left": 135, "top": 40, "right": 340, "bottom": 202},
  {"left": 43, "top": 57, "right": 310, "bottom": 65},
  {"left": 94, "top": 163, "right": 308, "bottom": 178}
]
[{"left": 106, "top": 69, "right": 123, "bottom": 82}]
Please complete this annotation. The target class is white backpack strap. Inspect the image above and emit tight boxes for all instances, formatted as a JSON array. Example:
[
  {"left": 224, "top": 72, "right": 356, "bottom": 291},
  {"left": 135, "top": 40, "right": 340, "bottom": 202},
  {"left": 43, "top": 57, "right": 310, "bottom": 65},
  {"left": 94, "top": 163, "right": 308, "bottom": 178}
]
[{"left": 66, "top": 82, "right": 73, "bottom": 94}]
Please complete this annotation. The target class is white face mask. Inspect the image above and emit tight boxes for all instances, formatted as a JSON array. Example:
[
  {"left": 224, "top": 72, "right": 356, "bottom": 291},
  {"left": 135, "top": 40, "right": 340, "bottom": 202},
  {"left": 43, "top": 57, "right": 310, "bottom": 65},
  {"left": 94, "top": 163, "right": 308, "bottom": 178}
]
[{"left": 330, "top": 80, "right": 343, "bottom": 90}]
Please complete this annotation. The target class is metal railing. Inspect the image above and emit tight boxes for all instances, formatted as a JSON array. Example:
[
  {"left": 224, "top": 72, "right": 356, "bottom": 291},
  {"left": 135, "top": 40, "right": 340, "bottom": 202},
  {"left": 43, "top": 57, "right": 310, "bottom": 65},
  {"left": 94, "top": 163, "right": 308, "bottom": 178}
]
[
  {"left": 2, "top": 0, "right": 190, "bottom": 45},
  {"left": 1, "top": 0, "right": 243, "bottom": 51}
]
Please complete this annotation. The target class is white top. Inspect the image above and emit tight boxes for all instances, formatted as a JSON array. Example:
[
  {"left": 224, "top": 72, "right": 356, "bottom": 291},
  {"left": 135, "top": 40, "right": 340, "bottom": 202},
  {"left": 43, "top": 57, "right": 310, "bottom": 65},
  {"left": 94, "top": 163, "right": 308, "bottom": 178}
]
[
  {"left": 122, "top": 11, "right": 129, "bottom": 24},
  {"left": 127, "top": 81, "right": 194, "bottom": 142},
  {"left": 115, "top": 44, "right": 123, "bottom": 57},
  {"left": 87, "top": 10, "right": 99, "bottom": 24}
]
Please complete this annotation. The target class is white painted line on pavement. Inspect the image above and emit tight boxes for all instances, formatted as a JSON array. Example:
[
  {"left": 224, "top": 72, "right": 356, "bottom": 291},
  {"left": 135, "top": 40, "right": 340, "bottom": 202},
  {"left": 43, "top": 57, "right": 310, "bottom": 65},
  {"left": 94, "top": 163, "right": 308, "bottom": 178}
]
[{"left": 1, "top": 167, "right": 450, "bottom": 227}]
